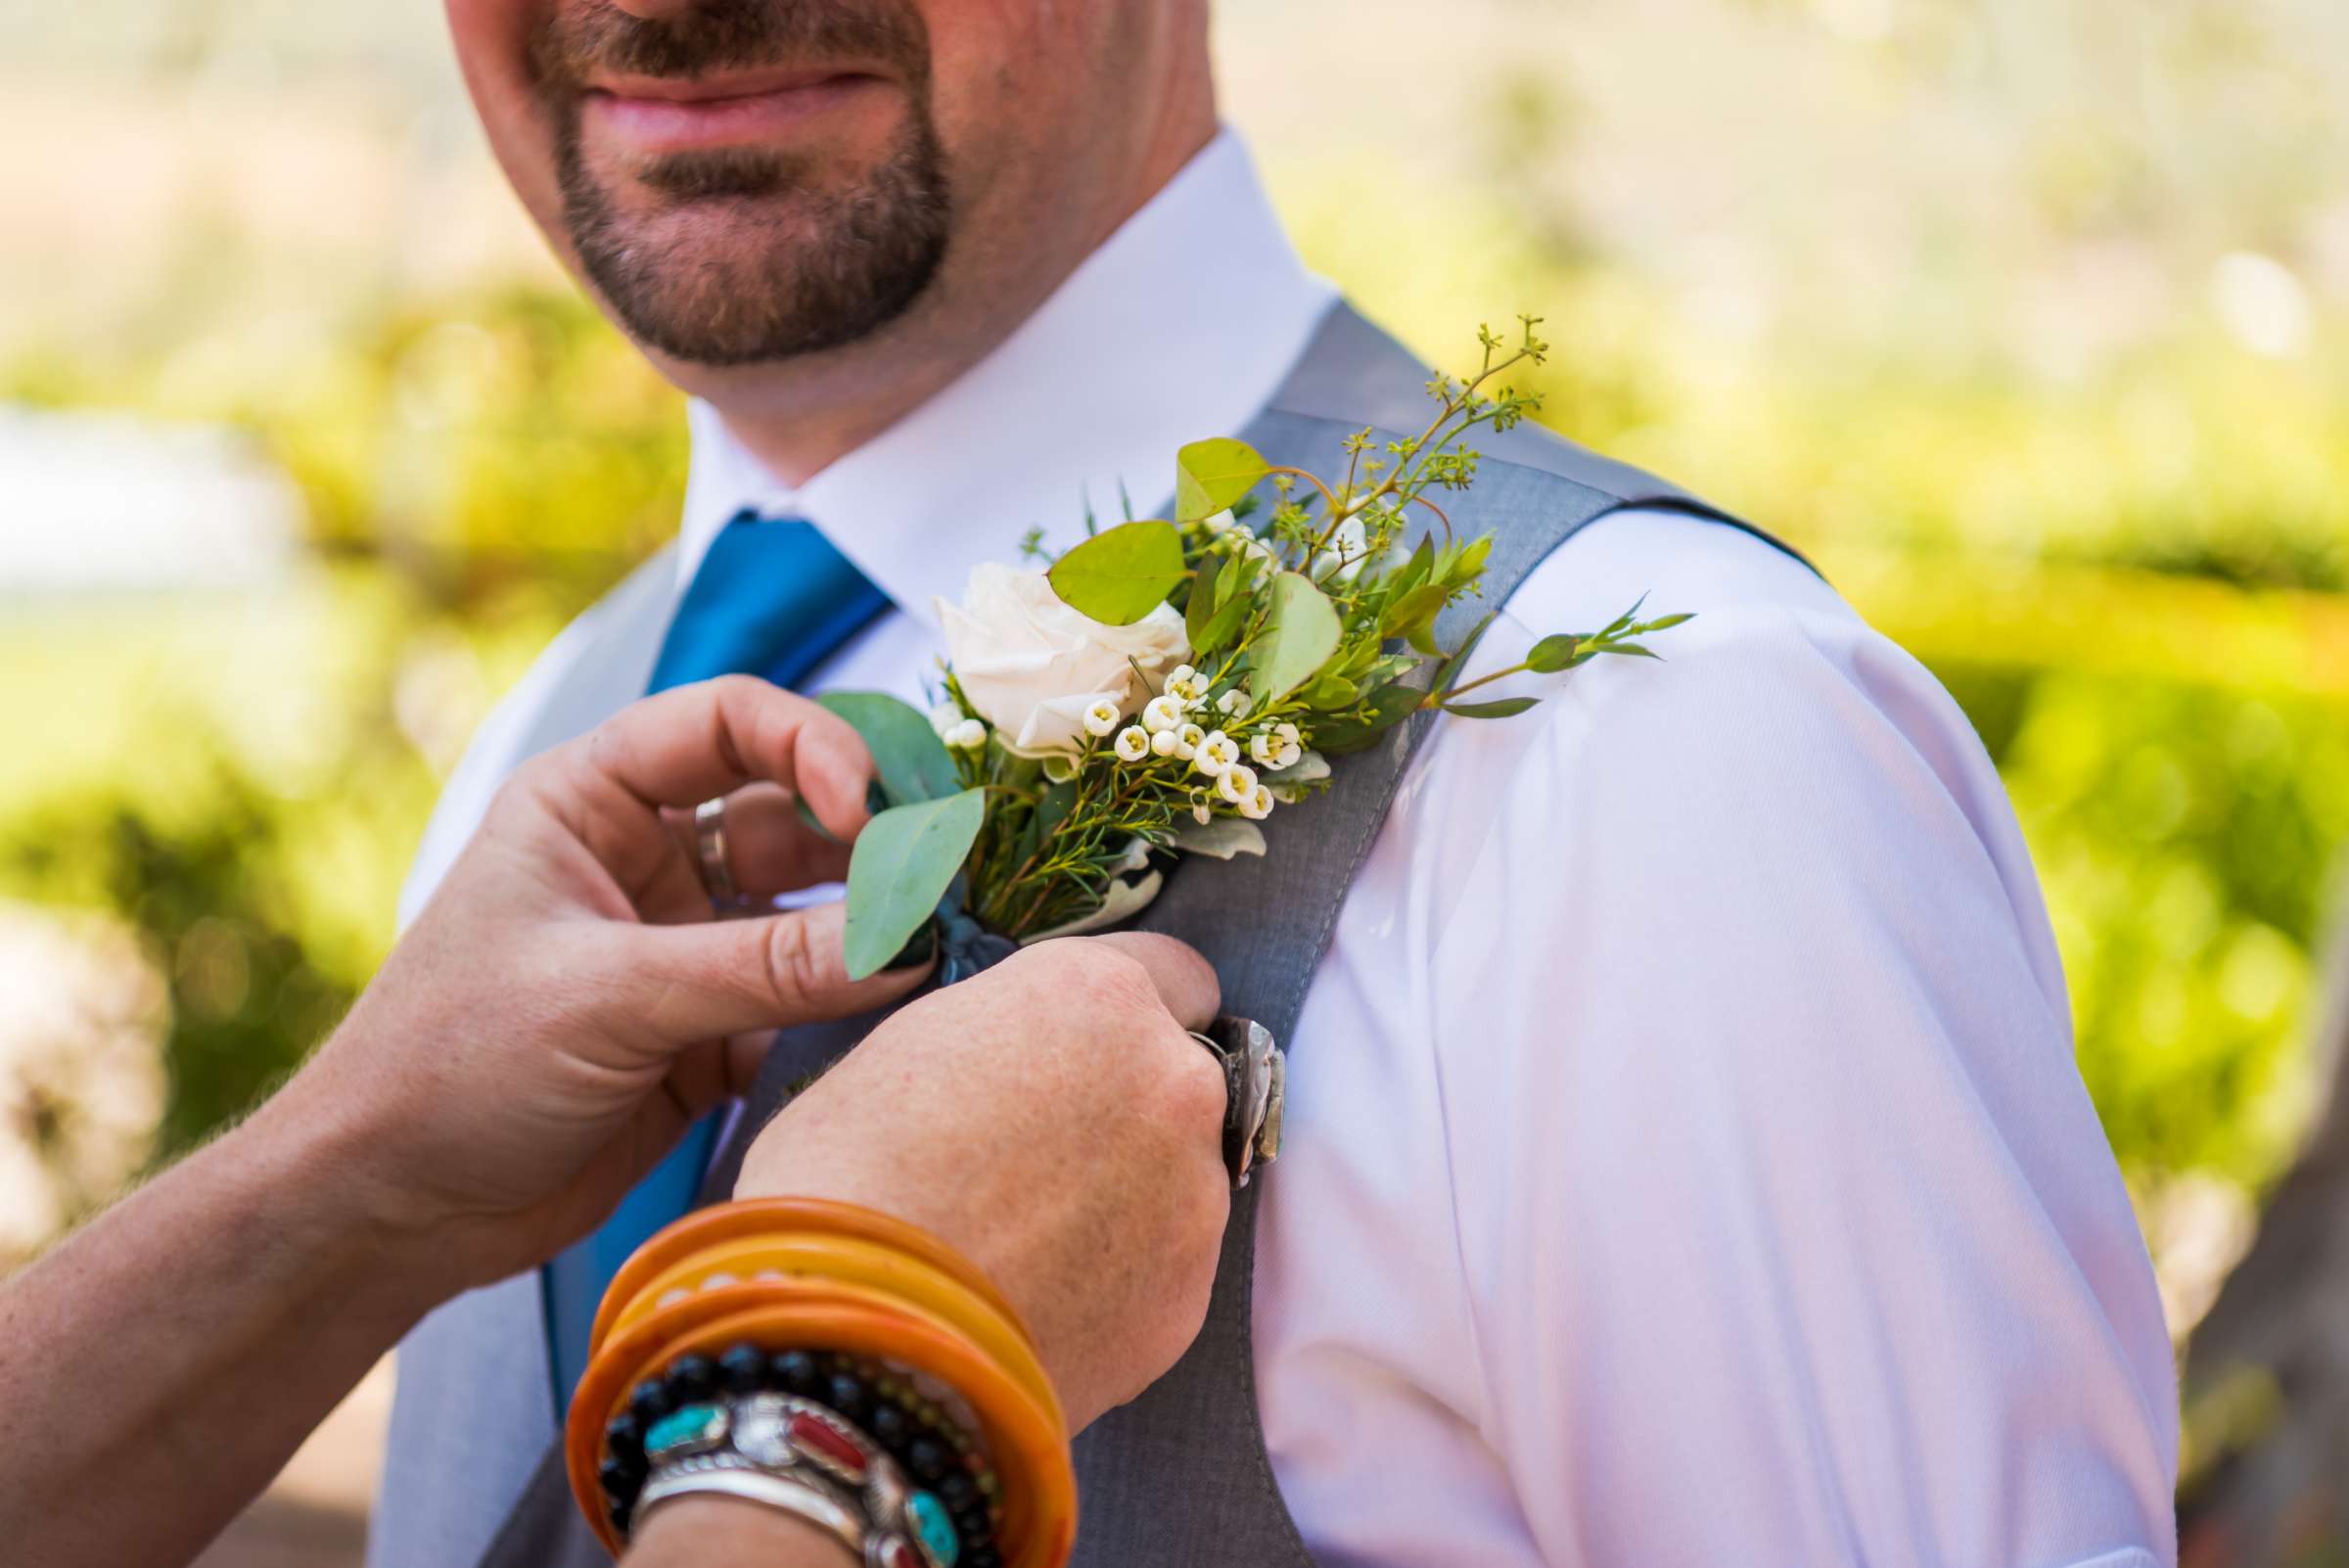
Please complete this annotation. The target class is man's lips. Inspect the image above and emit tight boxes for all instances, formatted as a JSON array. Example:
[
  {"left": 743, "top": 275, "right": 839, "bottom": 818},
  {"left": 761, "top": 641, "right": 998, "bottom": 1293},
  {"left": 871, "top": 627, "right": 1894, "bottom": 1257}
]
[{"left": 579, "top": 69, "right": 888, "bottom": 156}]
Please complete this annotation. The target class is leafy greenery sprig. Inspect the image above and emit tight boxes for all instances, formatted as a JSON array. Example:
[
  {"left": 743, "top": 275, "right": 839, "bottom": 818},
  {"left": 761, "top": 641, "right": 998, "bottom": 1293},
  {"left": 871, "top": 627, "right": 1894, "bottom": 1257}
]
[{"left": 824, "top": 319, "right": 1693, "bottom": 978}]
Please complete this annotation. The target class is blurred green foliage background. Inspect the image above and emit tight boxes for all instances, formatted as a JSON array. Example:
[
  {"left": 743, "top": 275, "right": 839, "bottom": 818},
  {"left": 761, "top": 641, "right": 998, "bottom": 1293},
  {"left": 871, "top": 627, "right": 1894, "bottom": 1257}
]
[{"left": 4, "top": 0, "right": 2348, "bottom": 1373}]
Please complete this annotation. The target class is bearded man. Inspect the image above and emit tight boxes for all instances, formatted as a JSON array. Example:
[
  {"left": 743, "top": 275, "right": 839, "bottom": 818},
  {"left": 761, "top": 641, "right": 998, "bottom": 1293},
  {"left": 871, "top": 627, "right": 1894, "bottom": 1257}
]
[{"left": 377, "top": 2, "right": 2180, "bottom": 1564}]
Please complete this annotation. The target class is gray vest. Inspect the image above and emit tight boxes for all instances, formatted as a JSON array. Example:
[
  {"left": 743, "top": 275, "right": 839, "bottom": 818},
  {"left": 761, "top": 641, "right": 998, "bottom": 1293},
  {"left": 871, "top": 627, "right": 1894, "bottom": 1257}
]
[{"left": 370, "top": 302, "right": 1785, "bottom": 1568}]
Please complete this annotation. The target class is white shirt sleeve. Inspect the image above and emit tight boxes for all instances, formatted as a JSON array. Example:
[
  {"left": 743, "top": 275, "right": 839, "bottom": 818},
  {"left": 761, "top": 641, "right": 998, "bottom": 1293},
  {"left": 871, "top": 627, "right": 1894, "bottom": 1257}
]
[{"left": 1424, "top": 512, "right": 2178, "bottom": 1566}]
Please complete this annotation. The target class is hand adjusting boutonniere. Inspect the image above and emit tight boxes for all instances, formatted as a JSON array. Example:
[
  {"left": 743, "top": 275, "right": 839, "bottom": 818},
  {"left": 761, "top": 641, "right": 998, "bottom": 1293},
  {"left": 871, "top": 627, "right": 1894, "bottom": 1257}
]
[{"left": 816, "top": 316, "right": 1690, "bottom": 997}]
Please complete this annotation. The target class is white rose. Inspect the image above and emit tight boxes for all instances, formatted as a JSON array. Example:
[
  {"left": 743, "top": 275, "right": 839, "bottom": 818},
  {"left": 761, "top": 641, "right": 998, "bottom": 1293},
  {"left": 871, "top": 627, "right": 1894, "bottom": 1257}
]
[{"left": 936, "top": 563, "right": 1190, "bottom": 757}]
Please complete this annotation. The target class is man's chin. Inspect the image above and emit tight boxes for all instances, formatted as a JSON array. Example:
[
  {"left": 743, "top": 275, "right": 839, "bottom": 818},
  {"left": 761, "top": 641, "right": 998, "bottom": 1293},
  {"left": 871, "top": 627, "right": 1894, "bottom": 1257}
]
[
  {"left": 588, "top": 256, "right": 830, "bottom": 371},
  {"left": 576, "top": 216, "right": 942, "bottom": 369},
  {"left": 605, "top": 195, "right": 828, "bottom": 263},
  {"left": 556, "top": 110, "right": 952, "bottom": 368}
]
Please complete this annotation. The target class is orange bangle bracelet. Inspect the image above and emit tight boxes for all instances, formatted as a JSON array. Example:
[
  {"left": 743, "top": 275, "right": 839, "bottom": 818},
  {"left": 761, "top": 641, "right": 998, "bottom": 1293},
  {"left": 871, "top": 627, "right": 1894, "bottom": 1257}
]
[
  {"left": 591, "top": 1198, "right": 1024, "bottom": 1350},
  {"left": 613, "top": 1231, "right": 1061, "bottom": 1429},
  {"left": 570, "top": 1200, "right": 1077, "bottom": 1568},
  {"left": 590, "top": 1196, "right": 1066, "bottom": 1453},
  {"left": 570, "top": 1287, "right": 1076, "bottom": 1567}
]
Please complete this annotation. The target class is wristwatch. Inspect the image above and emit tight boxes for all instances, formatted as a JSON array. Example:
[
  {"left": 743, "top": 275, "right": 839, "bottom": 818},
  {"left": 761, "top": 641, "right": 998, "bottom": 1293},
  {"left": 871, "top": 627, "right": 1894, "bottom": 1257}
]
[{"left": 1190, "top": 1015, "right": 1285, "bottom": 1188}]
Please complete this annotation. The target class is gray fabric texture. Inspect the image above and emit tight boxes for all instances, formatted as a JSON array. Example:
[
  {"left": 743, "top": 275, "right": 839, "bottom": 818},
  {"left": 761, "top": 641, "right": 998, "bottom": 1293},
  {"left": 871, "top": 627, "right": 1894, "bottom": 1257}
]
[{"left": 373, "top": 300, "right": 1779, "bottom": 1568}]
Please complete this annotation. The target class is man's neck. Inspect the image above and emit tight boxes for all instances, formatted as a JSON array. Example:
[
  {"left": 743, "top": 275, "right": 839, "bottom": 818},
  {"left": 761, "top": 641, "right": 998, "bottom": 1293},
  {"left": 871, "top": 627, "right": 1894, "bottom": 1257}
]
[
  {"left": 664, "top": 104, "right": 1218, "bottom": 488},
  {"left": 660, "top": 289, "right": 1055, "bottom": 488}
]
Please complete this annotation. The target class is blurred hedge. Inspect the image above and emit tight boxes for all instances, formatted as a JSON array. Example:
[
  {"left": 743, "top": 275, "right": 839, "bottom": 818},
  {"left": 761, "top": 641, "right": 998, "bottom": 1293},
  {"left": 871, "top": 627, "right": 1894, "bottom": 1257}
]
[{"left": 5, "top": 274, "right": 2347, "bottom": 1250}]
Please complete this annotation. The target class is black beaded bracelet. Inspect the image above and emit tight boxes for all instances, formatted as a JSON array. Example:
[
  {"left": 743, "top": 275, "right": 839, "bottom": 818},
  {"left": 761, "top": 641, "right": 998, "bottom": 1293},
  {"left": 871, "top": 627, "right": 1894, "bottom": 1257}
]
[{"left": 599, "top": 1343, "right": 1003, "bottom": 1568}]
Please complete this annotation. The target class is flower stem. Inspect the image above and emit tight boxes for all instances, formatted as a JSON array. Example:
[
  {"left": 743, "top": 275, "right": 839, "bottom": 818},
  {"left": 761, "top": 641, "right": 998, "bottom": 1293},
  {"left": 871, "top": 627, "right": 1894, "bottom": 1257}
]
[{"left": 1434, "top": 660, "right": 1531, "bottom": 703}]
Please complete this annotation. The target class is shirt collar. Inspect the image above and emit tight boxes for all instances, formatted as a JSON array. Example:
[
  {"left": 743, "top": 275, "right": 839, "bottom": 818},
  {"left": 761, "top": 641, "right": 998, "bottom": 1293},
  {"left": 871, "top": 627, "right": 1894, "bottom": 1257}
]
[{"left": 673, "top": 127, "right": 1337, "bottom": 634}]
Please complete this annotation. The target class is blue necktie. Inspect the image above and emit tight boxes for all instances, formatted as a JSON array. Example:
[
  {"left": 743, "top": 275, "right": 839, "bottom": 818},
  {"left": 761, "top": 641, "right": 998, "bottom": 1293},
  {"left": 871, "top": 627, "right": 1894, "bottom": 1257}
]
[{"left": 541, "top": 511, "right": 892, "bottom": 1411}]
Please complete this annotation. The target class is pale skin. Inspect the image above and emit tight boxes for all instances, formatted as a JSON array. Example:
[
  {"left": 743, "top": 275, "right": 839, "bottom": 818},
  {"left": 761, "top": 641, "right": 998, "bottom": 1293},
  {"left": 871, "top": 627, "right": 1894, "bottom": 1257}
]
[{"left": 0, "top": 677, "right": 1229, "bottom": 1568}]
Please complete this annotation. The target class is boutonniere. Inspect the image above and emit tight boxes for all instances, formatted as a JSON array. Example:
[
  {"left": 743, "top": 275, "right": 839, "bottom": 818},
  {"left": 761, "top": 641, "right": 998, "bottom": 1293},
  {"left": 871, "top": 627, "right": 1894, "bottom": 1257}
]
[{"left": 821, "top": 319, "right": 1691, "bottom": 980}]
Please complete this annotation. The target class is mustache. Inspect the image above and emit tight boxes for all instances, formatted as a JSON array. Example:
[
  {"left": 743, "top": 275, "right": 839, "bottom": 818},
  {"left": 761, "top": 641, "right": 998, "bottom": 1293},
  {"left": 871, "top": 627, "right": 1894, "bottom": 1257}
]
[{"left": 529, "top": 0, "right": 928, "bottom": 91}]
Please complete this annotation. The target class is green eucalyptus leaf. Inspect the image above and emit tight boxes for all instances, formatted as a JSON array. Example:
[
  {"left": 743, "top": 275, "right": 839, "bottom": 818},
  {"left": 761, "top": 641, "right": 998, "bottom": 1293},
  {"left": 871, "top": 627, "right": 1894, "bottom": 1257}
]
[
  {"left": 1197, "top": 598, "right": 1254, "bottom": 653},
  {"left": 816, "top": 692, "right": 962, "bottom": 807},
  {"left": 1215, "top": 543, "right": 1253, "bottom": 606},
  {"left": 1185, "top": 551, "right": 1224, "bottom": 648},
  {"left": 1174, "top": 437, "right": 1270, "bottom": 521},
  {"left": 1386, "top": 534, "right": 1436, "bottom": 601},
  {"left": 1526, "top": 634, "right": 1580, "bottom": 674},
  {"left": 1313, "top": 681, "right": 1423, "bottom": 754},
  {"left": 1254, "top": 572, "right": 1343, "bottom": 702},
  {"left": 844, "top": 789, "right": 988, "bottom": 980},
  {"left": 1431, "top": 610, "right": 1500, "bottom": 696},
  {"left": 1045, "top": 520, "right": 1186, "bottom": 625},
  {"left": 1301, "top": 671, "right": 1359, "bottom": 709},
  {"left": 1380, "top": 582, "right": 1450, "bottom": 642},
  {"left": 1442, "top": 696, "right": 1542, "bottom": 719}
]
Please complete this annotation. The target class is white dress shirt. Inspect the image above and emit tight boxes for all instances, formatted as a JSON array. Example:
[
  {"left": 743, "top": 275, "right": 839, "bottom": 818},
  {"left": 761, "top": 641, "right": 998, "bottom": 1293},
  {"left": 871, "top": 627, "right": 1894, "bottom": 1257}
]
[{"left": 399, "top": 130, "right": 2178, "bottom": 1566}]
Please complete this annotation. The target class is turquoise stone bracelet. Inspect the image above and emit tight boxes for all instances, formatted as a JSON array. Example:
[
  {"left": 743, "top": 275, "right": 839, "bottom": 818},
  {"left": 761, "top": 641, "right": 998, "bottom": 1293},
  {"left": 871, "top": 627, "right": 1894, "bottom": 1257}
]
[{"left": 633, "top": 1390, "right": 961, "bottom": 1568}]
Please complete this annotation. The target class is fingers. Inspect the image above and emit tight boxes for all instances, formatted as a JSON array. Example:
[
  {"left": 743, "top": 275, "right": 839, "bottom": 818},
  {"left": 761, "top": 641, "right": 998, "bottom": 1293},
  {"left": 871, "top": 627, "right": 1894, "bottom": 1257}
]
[
  {"left": 644, "top": 784, "right": 854, "bottom": 924},
  {"left": 1059, "top": 932, "right": 1221, "bottom": 1034},
  {"left": 517, "top": 677, "right": 875, "bottom": 922},
  {"left": 599, "top": 900, "right": 931, "bottom": 1042},
  {"left": 600, "top": 1034, "right": 775, "bottom": 1186},
  {"left": 572, "top": 676, "right": 877, "bottom": 842},
  {"left": 708, "top": 785, "right": 855, "bottom": 898}
]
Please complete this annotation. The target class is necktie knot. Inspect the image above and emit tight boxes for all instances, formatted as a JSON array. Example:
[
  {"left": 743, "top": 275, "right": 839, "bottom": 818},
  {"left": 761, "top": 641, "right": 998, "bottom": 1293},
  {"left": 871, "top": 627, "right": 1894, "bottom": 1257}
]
[{"left": 645, "top": 511, "right": 892, "bottom": 695}]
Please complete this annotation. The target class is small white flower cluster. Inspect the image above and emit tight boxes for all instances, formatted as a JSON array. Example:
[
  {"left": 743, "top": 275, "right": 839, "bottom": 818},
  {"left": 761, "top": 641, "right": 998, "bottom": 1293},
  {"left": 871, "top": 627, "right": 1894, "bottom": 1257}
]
[
  {"left": 1081, "top": 698, "right": 1123, "bottom": 739},
  {"left": 1248, "top": 722, "right": 1304, "bottom": 770},
  {"left": 1199, "top": 509, "right": 1278, "bottom": 569},
  {"left": 1110, "top": 662, "right": 1218, "bottom": 763},
  {"left": 1091, "top": 663, "right": 1315, "bottom": 827},
  {"left": 1187, "top": 722, "right": 1277, "bottom": 822},
  {"left": 928, "top": 703, "right": 989, "bottom": 751},
  {"left": 1164, "top": 664, "right": 1210, "bottom": 706}
]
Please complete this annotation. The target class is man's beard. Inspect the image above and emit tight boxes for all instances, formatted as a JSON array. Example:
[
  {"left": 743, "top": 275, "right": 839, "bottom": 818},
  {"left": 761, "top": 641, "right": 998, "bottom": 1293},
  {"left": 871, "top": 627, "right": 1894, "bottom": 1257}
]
[{"left": 534, "top": 0, "right": 951, "bottom": 368}]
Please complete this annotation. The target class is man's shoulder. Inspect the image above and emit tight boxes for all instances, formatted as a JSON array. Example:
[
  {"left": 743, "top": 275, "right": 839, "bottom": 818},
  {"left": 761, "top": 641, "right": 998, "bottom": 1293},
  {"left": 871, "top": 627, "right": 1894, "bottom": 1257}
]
[
  {"left": 1511, "top": 505, "right": 1850, "bottom": 637},
  {"left": 1446, "top": 506, "right": 2067, "bottom": 1022},
  {"left": 1491, "top": 510, "right": 1949, "bottom": 831}
]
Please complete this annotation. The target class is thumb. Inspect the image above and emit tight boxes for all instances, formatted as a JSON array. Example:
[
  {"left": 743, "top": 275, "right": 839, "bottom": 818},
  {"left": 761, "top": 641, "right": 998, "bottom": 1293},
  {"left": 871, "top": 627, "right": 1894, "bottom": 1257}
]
[{"left": 596, "top": 902, "right": 932, "bottom": 1043}]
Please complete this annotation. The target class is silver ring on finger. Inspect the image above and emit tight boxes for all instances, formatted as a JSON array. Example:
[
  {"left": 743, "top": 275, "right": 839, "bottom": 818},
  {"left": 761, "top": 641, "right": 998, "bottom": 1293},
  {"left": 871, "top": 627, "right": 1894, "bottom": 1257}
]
[{"left": 693, "top": 796, "right": 745, "bottom": 913}]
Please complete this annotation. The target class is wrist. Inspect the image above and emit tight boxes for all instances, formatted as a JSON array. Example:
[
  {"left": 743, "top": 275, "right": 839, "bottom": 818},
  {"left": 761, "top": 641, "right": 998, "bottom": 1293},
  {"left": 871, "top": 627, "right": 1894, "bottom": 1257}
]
[
  {"left": 236, "top": 1053, "right": 473, "bottom": 1326},
  {"left": 623, "top": 1496, "right": 857, "bottom": 1568}
]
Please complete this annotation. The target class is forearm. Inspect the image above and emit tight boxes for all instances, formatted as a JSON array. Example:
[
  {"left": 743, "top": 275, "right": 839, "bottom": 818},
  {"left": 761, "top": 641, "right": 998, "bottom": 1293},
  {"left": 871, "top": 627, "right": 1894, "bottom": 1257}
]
[
  {"left": 623, "top": 1497, "right": 857, "bottom": 1568},
  {"left": 0, "top": 1084, "right": 456, "bottom": 1568}
]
